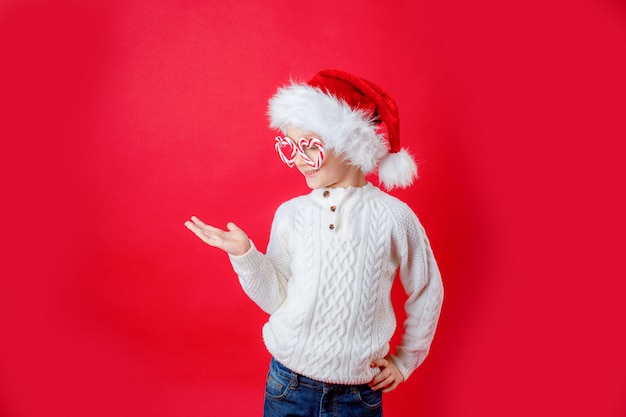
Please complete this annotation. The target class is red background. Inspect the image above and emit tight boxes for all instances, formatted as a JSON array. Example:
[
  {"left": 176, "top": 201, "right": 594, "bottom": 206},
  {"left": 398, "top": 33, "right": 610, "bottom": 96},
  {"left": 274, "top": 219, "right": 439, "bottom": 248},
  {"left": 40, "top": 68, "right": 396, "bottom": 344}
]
[{"left": 1, "top": 0, "right": 625, "bottom": 416}]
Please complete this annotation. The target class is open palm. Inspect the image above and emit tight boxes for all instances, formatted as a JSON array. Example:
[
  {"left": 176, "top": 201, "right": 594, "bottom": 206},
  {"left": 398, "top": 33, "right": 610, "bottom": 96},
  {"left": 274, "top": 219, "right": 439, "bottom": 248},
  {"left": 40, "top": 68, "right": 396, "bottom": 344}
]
[{"left": 184, "top": 216, "right": 250, "bottom": 256}]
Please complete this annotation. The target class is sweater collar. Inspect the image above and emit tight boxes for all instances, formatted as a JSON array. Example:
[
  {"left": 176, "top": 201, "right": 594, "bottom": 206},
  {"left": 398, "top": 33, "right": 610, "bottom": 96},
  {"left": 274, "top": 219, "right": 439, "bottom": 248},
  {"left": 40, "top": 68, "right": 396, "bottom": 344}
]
[{"left": 310, "top": 182, "right": 376, "bottom": 205}]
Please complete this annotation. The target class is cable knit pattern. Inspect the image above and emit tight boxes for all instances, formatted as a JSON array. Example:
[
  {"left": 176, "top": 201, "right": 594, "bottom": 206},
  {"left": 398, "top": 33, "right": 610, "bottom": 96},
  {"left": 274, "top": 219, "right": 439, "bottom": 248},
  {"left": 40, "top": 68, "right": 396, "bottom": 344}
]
[
  {"left": 279, "top": 202, "right": 314, "bottom": 361},
  {"left": 349, "top": 197, "right": 387, "bottom": 380},
  {"left": 306, "top": 235, "right": 357, "bottom": 380},
  {"left": 228, "top": 183, "right": 443, "bottom": 384}
]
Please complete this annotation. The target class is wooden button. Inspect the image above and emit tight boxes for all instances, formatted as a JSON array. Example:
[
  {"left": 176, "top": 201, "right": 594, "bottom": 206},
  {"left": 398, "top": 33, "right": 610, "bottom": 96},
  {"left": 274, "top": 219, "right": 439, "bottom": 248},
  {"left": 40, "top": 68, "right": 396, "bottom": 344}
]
[
  {"left": 323, "top": 190, "right": 330, "bottom": 198},
  {"left": 329, "top": 224, "right": 335, "bottom": 230},
  {"left": 330, "top": 206, "right": 336, "bottom": 212}
]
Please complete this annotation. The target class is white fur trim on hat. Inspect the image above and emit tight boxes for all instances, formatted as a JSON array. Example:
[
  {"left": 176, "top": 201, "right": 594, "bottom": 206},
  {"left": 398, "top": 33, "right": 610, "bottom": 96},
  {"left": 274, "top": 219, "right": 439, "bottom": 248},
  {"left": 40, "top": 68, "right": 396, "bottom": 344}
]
[{"left": 268, "top": 83, "right": 388, "bottom": 174}]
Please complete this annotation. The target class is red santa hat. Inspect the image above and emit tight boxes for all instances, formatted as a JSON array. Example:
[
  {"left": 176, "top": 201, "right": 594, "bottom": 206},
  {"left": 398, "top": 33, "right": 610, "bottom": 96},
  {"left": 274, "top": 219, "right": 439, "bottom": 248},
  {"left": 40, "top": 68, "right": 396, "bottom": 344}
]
[{"left": 268, "top": 69, "right": 417, "bottom": 189}]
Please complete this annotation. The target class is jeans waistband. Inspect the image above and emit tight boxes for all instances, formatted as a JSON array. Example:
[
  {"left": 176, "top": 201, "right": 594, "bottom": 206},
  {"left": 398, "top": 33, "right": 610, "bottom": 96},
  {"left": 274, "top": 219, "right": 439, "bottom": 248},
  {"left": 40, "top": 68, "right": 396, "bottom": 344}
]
[{"left": 270, "top": 357, "right": 368, "bottom": 391}]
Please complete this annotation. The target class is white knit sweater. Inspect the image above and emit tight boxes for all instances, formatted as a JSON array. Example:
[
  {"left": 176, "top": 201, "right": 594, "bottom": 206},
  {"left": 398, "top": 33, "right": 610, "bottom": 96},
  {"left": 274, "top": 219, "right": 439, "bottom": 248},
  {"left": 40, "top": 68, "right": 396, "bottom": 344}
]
[{"left": 229, "top": 183, "right": 443, "bottom": 385}]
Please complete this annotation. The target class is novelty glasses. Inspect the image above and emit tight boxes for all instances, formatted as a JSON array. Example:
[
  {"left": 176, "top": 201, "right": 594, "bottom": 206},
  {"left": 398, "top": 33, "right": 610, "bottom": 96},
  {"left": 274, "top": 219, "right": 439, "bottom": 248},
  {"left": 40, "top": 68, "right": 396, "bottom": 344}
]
[{"left": 274, "top": 136, "right": 325, "bottom": 169}]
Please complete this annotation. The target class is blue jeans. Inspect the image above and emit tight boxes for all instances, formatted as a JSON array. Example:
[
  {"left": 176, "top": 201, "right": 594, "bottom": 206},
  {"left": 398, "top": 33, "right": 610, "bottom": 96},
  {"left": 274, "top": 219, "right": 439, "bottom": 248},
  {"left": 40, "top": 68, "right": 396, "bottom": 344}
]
[{"left": 263, "top": 358, "right": 383, "bottom": 417}]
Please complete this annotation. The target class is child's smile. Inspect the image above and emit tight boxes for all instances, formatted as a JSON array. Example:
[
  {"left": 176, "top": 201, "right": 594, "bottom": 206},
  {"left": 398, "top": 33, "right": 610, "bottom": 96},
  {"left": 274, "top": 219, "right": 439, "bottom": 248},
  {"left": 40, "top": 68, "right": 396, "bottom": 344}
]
[{"left": 302, "top": 168, "right": 320, "bottom": 176}]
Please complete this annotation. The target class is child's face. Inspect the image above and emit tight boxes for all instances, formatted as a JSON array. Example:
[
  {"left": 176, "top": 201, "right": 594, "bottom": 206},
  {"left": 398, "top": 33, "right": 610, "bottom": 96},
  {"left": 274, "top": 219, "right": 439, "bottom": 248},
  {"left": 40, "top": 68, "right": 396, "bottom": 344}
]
[{"left": 285, "top": 127, "right": 366, "bottom": 189}]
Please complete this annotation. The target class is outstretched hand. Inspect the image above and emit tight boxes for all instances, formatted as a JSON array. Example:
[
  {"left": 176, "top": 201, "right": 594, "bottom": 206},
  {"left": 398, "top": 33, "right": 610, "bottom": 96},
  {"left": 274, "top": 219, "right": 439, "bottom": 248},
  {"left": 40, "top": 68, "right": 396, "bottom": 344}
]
[
  {"left": 184, "top": 216, "right": 251, "bottom": 256},
  {"left": 369, "top": 356, "right": 404, "bottom": 393}
]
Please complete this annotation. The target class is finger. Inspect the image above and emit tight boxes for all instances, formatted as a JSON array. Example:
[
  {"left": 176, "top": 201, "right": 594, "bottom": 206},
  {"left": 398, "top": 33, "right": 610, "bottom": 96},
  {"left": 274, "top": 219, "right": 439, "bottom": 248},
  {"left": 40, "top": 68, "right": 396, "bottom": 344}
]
[
  {"left": 189, "top": 216, "right": 223, "bottom": 231},
  {"left": 370, "top": 374, "right": 394, "bottom": 391},
  {"left": 185, "top": 221, "right": 224, "bottom": 245},
  {"left": 184, "top": 220, "right": 202, "bottom": 234},
  {"left": 369, "top": 370, "right": 390, "bottom": 387},
  {"left": 226, "top": 222, "right": 242, "bottom": 232},
  {"left": 381, "top": 379, "right": 400, "bottom": 393},
  {"left": 185, "top": 220, "right": 215, "bottom": 236},
  {"left": 190, "top": 216, "right": 207, "bottom": 226},
  {"left": 186, "top": 216, "right": 223, "bottom": 234},
  {"left": 370, "top": 358, "right": 388, "bottom": 369},
  {"left": 188, "top": 226, "right": 217, "bottom": 244}
]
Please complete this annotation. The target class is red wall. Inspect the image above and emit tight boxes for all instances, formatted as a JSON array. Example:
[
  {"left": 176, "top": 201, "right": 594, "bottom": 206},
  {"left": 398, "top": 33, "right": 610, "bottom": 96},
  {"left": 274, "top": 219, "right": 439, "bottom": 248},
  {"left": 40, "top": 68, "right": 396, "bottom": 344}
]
[{"left": 2, "top": 0, "right": 625, "bottom": 416}]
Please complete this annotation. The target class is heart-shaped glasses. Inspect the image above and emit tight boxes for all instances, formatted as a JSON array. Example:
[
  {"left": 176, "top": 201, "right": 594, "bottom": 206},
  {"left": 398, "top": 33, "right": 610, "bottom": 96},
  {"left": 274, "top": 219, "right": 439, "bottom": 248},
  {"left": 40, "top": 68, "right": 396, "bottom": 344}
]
[{"left": 274, "top": 136, "right": 325, "bottom": 169}]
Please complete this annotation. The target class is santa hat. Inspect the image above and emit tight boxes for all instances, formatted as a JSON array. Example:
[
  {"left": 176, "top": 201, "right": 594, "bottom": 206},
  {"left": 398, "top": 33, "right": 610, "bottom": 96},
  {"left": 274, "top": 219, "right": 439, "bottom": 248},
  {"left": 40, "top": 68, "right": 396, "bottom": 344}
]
[{"left": 268, "top": 69, "right": 417, "bottom": 189}]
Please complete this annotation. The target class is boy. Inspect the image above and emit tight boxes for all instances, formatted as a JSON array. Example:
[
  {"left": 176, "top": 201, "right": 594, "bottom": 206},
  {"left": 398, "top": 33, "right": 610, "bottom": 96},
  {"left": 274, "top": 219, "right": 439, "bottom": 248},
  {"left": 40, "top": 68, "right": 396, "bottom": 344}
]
[{"left": 185, "top": 69, "right": 443, "bottom": 416}]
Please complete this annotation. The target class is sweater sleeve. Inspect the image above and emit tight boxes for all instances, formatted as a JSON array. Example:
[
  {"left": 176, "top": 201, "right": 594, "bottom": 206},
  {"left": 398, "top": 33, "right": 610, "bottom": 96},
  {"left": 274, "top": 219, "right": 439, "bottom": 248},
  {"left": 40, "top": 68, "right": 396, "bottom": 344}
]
[
  {"left": 390, "top": 207, "right": 444, "bottom": 380},
  {"left": 228, "top": 204, "right": 292, "bottom": 314}
]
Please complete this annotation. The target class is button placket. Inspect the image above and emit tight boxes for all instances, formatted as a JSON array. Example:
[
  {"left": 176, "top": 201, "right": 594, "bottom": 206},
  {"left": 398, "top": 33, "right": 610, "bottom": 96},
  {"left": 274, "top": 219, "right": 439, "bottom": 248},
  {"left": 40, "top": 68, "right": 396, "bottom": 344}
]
[
  {"left": 323, "top": 189, "right": 338, "bottom": 231},
  {"left": 328, "top": 203, "right": 337, "bottom": 229}
]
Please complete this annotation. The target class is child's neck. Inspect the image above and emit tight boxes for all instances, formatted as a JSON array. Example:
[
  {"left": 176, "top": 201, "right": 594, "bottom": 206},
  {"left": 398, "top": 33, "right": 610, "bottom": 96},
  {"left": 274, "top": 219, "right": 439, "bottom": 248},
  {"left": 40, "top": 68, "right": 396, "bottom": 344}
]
[{"left": 325, "top": 175, "right": 367, "bottom": 189}]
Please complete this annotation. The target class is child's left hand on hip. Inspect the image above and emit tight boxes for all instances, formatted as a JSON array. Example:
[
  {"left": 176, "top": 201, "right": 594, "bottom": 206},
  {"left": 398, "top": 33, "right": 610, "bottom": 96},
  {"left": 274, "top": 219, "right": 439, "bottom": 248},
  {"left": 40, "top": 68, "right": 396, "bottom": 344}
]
[{"left": 369, "top": 356, "right": 404, "bottom": 392}]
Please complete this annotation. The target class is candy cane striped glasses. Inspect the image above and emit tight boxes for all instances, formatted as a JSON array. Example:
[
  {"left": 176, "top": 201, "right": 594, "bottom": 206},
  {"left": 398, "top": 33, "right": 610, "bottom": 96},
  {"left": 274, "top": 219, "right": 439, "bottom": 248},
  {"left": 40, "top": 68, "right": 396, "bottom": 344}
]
[{"left": 274, "top": 136, "right": 325, "bottom": 169}]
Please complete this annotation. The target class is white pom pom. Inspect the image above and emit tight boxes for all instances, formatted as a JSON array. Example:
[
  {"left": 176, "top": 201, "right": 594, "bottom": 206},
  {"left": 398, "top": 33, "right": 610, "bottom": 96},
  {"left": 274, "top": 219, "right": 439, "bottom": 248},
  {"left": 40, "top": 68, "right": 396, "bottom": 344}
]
[{"left": 377, "top": 149, "right": 418, "bottom": 190}]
